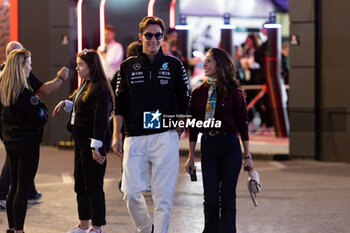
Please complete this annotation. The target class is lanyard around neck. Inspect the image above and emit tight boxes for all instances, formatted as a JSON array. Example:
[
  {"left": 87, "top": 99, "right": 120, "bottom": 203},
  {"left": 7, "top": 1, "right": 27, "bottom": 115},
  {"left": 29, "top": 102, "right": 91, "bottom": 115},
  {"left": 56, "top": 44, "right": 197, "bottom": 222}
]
[{"left": 73, "top": 81, "right": 87, "bottom": 110}]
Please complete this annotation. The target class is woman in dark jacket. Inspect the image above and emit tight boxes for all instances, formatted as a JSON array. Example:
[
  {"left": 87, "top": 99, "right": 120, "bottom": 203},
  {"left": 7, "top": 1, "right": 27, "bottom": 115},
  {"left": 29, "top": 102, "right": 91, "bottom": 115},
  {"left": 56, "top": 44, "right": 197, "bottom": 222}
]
[
  {"left": 0, "top": 49, "right": 48, "bottom": 233},
  {"left": 185, "top": 48, "right": 254, "bottom": 233},
  {"left": 53, "top": 49, "right": 114, "bottom": 233}
]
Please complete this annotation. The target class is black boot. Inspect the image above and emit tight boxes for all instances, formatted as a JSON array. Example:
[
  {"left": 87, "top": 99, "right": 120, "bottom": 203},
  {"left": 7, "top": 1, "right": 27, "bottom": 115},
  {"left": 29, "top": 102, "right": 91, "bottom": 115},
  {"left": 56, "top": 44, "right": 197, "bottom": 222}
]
[
  {"left": 6, "top": 230, "right": 15, "bottom": 233},
  {"left": 151, "top": 224, "right": 154, "bottom": 233}
]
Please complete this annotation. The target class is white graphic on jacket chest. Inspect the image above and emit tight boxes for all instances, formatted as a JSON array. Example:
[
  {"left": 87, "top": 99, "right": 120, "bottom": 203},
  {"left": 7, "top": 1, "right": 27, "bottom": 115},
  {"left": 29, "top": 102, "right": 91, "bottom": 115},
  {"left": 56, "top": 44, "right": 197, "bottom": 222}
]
[
  {"left": 130, "top": 70, "right": 144, "bottom": 84},
  {"left": 133, "top": 63, "right": 141, "bottom": 70},
  {"left": 158, "top": 66, "right": 171, "bottom": 85},
  {"left": 158, "top": 70, "right": 171, "bottom": 81},
  {"left": 160, "top": 62, "right": 169, "bottom": 70},
  {"left": 160, "top": 80, "right": 168, "bottom": 85}
]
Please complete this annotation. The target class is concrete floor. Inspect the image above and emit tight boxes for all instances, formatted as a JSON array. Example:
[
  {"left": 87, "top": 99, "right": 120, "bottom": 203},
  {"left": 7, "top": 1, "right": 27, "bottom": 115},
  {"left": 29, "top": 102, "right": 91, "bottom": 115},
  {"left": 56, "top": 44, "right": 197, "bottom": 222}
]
[{"left": 0, "top": 145, "right": 349, "bottom": 233}]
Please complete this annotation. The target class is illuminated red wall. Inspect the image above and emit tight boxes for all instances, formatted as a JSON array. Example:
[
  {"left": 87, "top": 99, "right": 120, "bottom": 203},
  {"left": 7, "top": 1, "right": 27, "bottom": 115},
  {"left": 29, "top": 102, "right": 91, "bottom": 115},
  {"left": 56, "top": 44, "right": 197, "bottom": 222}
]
[
  {"left": 0, "top": 0, "right": 18, "bottom": 63},
  {"left": 0, "top": 1, "right": 10, "bottom": 63}
]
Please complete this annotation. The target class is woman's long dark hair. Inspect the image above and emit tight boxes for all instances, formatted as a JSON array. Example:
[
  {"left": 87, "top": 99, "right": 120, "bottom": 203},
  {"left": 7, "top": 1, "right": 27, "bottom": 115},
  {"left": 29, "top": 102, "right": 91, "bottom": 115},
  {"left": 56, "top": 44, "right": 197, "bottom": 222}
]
[
  {"left": 208, "top": 48, "right": 242, "bottom": 98},
  {"left": 246, "top": 33, "right": 261, "bottom": 50},
  {"left": 71, "top": 49, "right": 114, "bottom": 102}
]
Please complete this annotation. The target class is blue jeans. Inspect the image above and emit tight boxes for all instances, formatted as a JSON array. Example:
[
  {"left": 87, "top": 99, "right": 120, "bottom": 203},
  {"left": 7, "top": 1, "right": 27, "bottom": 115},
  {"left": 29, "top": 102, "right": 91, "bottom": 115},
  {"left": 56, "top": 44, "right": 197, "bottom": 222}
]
[{"left": 200, "top": 132, "right": 242, "bottom": 233}]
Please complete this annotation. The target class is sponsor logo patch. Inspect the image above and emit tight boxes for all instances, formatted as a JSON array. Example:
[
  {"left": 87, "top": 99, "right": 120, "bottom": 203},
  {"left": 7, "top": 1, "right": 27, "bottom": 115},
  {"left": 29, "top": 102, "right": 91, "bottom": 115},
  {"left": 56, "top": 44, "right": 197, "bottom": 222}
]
[
  {"left": 161, "top": 62, "right": 169, "bottom": 70},
  {"left": 160, "top": 79, "right": 168, "bottom": 85},
  {"left": 133, "top": 63, "right": 141, "bottom": 70},
  {"left": 30, "top": 96, "right": 39, "bottom": 105},
  {"left": 39, "top": 108, "right": 48, "bottom": 119}
]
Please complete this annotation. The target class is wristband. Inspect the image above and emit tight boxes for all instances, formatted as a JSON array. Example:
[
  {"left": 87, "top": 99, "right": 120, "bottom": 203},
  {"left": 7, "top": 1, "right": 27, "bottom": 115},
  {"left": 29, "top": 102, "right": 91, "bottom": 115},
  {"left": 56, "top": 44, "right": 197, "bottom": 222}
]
[
  {"left": 244, "top": 155, "right": 252, "bottom": 160},
  {"left": 58, "top": 76, "right": 65, "bottom": 82},
  {"left": 176, "top": 126, "right": 184, "bottom": 133}
]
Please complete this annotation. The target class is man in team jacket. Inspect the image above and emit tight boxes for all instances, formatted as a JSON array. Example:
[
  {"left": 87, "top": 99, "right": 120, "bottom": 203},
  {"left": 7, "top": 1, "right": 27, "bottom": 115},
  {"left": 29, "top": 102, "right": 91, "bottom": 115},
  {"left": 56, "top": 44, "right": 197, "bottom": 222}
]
[{"left": 113, "top": 16, "right": 190, "bottom": 233}]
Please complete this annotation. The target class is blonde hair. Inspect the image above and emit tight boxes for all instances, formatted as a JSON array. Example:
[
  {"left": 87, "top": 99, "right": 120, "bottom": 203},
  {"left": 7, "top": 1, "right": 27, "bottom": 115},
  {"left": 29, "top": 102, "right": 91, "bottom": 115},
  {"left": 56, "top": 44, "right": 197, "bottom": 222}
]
[{"left": 0, "top": 49, "right": 30, "bottom": 106}]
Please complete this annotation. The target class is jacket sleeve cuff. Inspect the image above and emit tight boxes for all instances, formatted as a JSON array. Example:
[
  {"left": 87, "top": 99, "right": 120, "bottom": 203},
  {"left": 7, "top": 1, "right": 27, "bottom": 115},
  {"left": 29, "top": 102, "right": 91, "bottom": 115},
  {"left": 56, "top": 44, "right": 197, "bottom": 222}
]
[
  {"left": 90, "top": 139, "right": 103, "bottom": 149},
  {"left": 64, "top": 100, "right": 73, "bottom": 112}
]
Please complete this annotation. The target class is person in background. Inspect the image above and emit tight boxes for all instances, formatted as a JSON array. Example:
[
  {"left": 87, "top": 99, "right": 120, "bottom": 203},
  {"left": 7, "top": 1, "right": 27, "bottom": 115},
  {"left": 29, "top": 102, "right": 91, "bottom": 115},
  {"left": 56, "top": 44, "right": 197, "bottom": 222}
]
[
  {"left": 233, "top": 45, "right": 245, "bottom": 83},
  {"left": 241, "top": 33, "right": 262, "bottom": 84},
  {"left": 110, "top": 41, "right": 141, "bottom": 193},
  {"left": 281, "top": 41, "right": 290, "bottom": 107},
  {"left": 281, "top": 41, "right": 290, "bottom": 85},
  {"left": 161, "top": 34, "right": 171, "bottom": 56},
  {"left": 0, "top": 41, "right": 69, "bottom": 209},
  {"left": 254, "top": 24, "right": 274, "bottom": 134},
  {"left": 110, "top": 41, "right": 140, "bottom": 93},
  {"left": 165, "top": 29, "right": 201, "bottom": 74},
  {"left": 185, "top": 48, "right": 254, "bottom": 233},
  {"left": 166, "top": 29, "right": 181, "bottom": 58},
  {"left": 0, "top": 49, "right": 49, "bottom": 233},
  {"left": 97, "top": 25, "right": 124, "bottom": 81},
  {"left": 239, "top": 33, "right": 265, "bottom": 132},
  {"left": 113, "top": 16, "right": 190, "bottom": 233},
  {"left": 53, "top": 49, "right": 114, "bottom": 233}
]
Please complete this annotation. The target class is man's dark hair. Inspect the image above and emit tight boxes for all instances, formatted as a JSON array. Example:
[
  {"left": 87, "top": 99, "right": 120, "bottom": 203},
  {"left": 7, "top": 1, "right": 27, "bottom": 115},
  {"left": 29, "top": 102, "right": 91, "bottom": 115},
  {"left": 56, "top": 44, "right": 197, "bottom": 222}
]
[
  {"left": 166, "top": 28, "right": 177, "bottom": 35},
  {"left": 126, "top": 41, "right": 141, "bottom": 58},
  {"left": 105, "top": 24, "right": 115, "bottom": 33},
  {"left": 139, "top": 16, "right": 165, "bottom": 34}
]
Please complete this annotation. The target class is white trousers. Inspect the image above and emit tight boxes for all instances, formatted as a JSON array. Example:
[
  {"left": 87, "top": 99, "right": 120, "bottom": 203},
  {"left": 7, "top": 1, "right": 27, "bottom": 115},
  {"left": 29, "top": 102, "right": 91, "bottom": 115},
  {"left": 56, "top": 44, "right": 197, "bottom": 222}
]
[{"left": 122, "top": 130, "right": 179, "bottom": 233}]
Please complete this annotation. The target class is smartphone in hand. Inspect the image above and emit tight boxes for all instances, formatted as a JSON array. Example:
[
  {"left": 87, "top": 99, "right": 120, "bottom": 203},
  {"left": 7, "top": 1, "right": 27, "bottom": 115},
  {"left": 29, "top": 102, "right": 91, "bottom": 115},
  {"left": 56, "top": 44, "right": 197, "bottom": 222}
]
[{"left": 190, "top": 166, "right": 197, "bottom": 182}]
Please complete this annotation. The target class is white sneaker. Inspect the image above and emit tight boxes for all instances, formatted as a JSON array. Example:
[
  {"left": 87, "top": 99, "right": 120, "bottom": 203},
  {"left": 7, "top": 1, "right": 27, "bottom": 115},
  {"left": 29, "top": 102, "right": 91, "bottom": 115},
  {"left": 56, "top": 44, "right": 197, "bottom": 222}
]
[
  {"left": 87, "top": 227, "right": 103, "bottom": 233},
  {"left": 28, "top": 192, "right": 42, "bottom": 205},
  {"left": 0, "top": 199, "right": 6, "bottom": 209},
  {"left": 67, "top": 225, "right": 89, "bottom": 233}
]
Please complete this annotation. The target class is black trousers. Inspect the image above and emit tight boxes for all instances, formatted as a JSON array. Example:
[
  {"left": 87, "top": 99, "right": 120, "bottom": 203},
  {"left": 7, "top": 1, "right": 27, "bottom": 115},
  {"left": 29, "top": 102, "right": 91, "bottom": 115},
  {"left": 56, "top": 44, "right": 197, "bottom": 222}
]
[
  {"left": 73, "top": 130, "right": 107, "bottom": 226},
  {"left": 5, "top": 142, "right": 40, "bottom": 230},
  {"left": 200, "top": 132, "right": 242, "bottom": 233},
  {"left": 0, "top": 153, "right": 38, "bottom": 200}
]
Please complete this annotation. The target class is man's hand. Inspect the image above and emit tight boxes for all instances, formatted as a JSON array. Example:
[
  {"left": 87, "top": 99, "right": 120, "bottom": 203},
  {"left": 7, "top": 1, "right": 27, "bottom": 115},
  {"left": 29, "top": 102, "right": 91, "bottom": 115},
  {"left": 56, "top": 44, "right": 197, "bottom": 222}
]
[
  {"left": 112, "top": 134, "right": 123, "bottom": 157},
  {"left": 184, "top": 156, "right": 195, "bottom": 174},
  {"left": 57, "top": 67, "right": 69, "bottom": 81}
]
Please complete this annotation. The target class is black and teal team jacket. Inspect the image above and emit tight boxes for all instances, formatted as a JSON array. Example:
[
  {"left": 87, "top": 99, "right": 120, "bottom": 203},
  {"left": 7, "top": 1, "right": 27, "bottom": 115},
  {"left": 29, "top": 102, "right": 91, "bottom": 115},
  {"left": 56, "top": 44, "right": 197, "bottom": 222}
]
[{"left": 115, "top": 50, "right": 190, "bottom": 136}]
